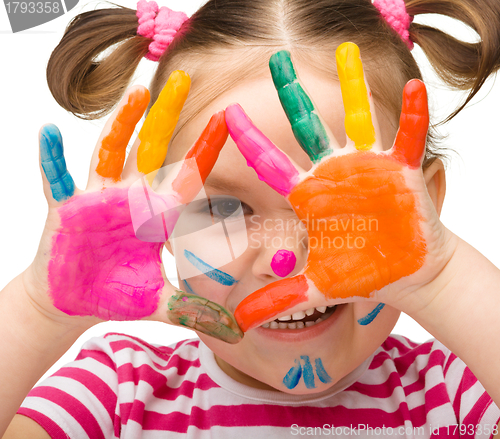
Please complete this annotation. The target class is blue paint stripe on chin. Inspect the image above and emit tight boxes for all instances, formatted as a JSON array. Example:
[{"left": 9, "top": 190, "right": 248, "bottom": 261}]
[
  {"left": 314, "top": 358, "right": 332, "bottom": 384},
  {"left": 300, "top": 356, "right": 316, "bottom": 389},
  {"left": 184, "top": 250, "right": 237, "bottom": 286},
  {"left": 283, "top": 359, "right": 302, "bottom": 390},
  {"left": 357, "top": 303, "right": 386, "bottom": 326}
]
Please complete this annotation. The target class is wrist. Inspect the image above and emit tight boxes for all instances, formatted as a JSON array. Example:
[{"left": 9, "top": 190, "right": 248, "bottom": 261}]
[
  {"left": 3, "top": 271, "right": 89, "bottom": 352},
  {"left": 386, "top": 226, "right": 460, "bottom": 318},
  {"left": 398, "top": 234, "right": 500, "bottom": 408},
  {"left": 0, "top": 272, "right": 88, "bottom": 434},
  {"left": 407, "top": 234, "right": 500, "bottom": 334}
]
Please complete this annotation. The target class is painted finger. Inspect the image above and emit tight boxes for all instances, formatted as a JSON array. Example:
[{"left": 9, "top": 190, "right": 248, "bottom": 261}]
[
  {"left": 390, "top": 79, "right": 429, "bottom": 169},
  {"left": 129, "top": 111, "right": 228, "bottom": 242},
  {"left": 169, "top": 110, "right": 228, "bottom": 203},
  {"left": 225, "top": 103, "right": 302, "bottom": 197},
  {"left": 90, "top": 86, "right": 150, "bottom": 185},
  {"left": 336, "top": 42, "right": 377, "bottom": 151},
  {"left": 39, "top": 124, "right": 76, "bottom": 204},
  {"left": 270, "top": 51, "right": 337, "bottom": 162},
  {"left": 167, "top": 292, "right": 243, "bottom": 344},
  {"left": 234, "top": 275, "right": 310, "bottom": 332},
  {"left": 135, "top": 70, "right": 191, "bottom": 182}
]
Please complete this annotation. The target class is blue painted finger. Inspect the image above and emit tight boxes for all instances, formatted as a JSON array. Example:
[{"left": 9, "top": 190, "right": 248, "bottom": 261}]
[{"left": 40, "top": 124, "right": 75, "bottom": 202}]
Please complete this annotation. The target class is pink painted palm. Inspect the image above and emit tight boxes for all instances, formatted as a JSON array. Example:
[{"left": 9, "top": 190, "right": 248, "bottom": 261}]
[{"left": 26, "top": 73, "right": 242, "bottom": 343}]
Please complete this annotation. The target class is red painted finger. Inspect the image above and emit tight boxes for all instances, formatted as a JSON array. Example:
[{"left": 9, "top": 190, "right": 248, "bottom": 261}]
[
  {"left": 234, "top": 275, "right": 309, "bottom": 332},
  {"left": 172, "top": 110, "right": 229, "bottom": 204},
  {"left": 391, "top": 79, "right": 429, "bottom": 169}
]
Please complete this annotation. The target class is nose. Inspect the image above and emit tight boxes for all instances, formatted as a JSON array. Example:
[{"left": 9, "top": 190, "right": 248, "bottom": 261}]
[
  {"left": 250, "top": 217, "right": 307, "bottom": 280},
  {"left": 271, "top": 249, "right": 296, "bottom": 277}
]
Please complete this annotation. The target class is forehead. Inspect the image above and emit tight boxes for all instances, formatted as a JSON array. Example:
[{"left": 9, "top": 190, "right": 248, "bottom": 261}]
[
  {"left": 168, "top": 63, "right": 346, "bottom": 164},
  {"left": 167, "top": 63, "right": 397, "bottom": 194}
]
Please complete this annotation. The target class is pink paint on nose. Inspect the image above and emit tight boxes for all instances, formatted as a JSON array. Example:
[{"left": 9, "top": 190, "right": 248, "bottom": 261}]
[{"left": 271, "top": 250, "right": 296, "bottom": 277}]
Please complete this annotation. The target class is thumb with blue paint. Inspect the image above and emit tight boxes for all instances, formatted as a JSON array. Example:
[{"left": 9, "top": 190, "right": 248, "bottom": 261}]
[{"left": 39, "top": 124, "right": 76, "bottom": 206}]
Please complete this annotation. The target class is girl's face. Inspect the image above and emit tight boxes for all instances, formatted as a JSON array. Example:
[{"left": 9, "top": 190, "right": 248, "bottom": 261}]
[{"left": 166, "top": 63, "right": 401, "bottom": 394}]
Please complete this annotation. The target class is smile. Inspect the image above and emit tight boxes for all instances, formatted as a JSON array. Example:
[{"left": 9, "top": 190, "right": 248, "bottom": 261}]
[{"left": 260, "top": 305, "right": 338, "bottom": 330}]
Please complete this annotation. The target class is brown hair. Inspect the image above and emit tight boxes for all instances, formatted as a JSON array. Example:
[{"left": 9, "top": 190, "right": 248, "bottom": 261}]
[{"left": 47, "top": 0, "right": 500, "bottom": 169}]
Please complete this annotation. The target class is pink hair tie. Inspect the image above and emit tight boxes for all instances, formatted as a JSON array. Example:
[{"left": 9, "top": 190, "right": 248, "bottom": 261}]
[
  {"left": 372, "top": 0, "right": 414, "bottom": 50},
  {"left": 136, "top": 0, "right": 188, "bottom": 62}
]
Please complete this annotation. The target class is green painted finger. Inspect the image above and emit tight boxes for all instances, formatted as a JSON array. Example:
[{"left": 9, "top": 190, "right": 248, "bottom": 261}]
[
  {"left": 167, "top": 292, "right": 244, "bottom": 344},
  {"left": 269, "top": 51, "right": 332, "bottom": 163}
]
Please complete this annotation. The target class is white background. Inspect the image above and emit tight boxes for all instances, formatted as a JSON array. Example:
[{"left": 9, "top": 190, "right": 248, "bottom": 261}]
[{"left": 0, "top": 1, "right": 499, "bottom": 384}]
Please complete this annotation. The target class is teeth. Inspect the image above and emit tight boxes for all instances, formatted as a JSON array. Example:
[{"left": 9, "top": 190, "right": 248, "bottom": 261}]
[
  {"left": 261, "top": 305, "right": 339, "bottom": 329},
  {"left": 292, "top": 310, "right": 306, "bottom": 320},
  {"left": 278, "top": 314, "right": 292, "bottom": 321}
]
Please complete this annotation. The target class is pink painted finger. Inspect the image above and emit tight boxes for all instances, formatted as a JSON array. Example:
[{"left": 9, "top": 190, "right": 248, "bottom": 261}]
[
  {"left": 225, "top": 104, "right": 301, "bottom": 196},
  {"left": 391, "top": 80, "right": 429, "bottom": 169}
]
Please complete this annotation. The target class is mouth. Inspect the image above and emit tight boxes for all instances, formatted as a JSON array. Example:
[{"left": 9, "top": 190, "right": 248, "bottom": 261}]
[{"left": 260, "top": 305, "right": 338, "bottom": 330}]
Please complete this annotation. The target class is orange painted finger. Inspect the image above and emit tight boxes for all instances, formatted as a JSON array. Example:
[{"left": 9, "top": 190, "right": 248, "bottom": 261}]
[
  {"left": 391, "top": 79, "right": 429, "bottom": 169},
  {"left": 171, "top": 110, "right": 229, "bottom": 204},
  {"left": 234, "top": 275, "right": 309, "bottom": 332},
  {"left": 95, "top": 88, "right": 150, "bottom": 181}
]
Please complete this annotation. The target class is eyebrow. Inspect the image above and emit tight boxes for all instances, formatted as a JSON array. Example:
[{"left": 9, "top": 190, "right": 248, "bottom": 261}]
[{"left": 203, "top": 175, "right": 251, "bottom": 194}]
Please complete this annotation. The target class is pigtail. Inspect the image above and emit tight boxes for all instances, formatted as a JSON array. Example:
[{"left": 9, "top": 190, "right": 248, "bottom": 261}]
[
  {"left": 46, "top": 5, "right": 149, "bottom": 120},
  {"left": 406, "top": 0, "right": 500, "bottom": 121}
]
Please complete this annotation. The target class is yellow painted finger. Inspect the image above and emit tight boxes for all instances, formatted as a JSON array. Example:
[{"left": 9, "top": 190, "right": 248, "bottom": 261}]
[
  {"left": 336, "top": 42, "right": 376, "bottom": 151},
  {"left": 137, "top": 70, "right": 191, "bottom": 180}
]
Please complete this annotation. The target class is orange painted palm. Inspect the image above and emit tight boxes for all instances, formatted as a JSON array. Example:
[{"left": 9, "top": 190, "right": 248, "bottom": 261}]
[{"left": 226, "top": 43, "right": 451, "bottom": 332}]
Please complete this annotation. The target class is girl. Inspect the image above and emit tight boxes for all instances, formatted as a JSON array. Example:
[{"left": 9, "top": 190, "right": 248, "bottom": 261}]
[{"left": 2, "top": 0, "right": 500, "bottom": 437}]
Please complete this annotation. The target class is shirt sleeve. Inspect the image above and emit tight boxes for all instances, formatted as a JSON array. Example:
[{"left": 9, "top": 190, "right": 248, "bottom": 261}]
[
  {"left": 17, "top": 335, "right": 120, "bottom": 439},
  {"left": 441, "top": 344, "right": 500, "bottom": 439}
]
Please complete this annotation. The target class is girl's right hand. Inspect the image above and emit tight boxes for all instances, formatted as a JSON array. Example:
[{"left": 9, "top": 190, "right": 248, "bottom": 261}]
[
  {"left": 226, "top": 44, "right": 457, "bottom": 332},
  {"left": 22, "top": 71, "right": 243, "bottom": 344}
]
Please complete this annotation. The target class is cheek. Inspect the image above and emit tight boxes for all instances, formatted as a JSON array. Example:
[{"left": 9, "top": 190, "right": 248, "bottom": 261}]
[
  {"left": 353, "top": 302, "right": 400, "bottom": 340},
  {"left": 178, "top": 276, "right": 234, "bottom": 306},
  {"left": 170, "top": 221, "right": 240, "bottom": 286}
]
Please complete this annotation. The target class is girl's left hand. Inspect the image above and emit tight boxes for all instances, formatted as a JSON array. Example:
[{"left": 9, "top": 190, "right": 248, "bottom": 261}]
[{"left": 225, "top": 42, "right": 459, "bottom": 332}]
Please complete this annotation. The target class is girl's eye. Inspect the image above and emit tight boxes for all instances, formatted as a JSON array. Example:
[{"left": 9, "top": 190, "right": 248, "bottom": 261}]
[{"left": 210, "top": 198, "right": 242, "bottom": 219}]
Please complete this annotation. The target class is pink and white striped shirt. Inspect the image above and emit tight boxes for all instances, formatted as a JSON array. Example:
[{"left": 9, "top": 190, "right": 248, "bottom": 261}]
[{"left": 18, "top": 333, "right": 500, "bottom": 438}]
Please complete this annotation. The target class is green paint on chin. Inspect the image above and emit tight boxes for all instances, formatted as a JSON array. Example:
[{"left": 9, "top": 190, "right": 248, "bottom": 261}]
[
  {"left": 269, "top": 51, "right": 331, "bottom": 163},
  {"left": 167, "top": 291, "right": 244, "bottom": 344}
]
